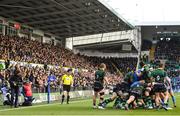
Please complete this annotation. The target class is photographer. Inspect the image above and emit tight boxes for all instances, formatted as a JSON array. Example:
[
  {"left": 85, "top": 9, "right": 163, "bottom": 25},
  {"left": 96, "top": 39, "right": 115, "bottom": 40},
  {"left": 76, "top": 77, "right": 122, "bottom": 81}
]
[
  {"left": 22, "top": 79, "right": 34, "bottom": 106},
  {"left": 9, "top": 64, "right": 23, "bottom": 108}
]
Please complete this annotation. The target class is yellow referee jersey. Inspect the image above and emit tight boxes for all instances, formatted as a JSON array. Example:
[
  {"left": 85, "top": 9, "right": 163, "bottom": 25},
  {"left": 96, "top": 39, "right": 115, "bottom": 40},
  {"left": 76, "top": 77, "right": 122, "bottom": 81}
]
[{"left": 62, "top": 74, "right": 73, "bottom": 85}]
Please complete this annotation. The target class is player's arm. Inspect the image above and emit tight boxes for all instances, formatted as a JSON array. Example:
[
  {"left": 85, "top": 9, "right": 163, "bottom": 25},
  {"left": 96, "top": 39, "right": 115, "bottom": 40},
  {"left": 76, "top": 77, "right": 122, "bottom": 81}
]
[
  {"left": 139, "top": 80, "right": 145, "bottom": 84},
  {"left": 130, "top": 80, "right": 145, "bottom": 87},
  {"left": 61, "top": 75, "right": 65, "bottom": 85},
  {"left": 70, "top": 75, "right": 74, "bottom": 86}
]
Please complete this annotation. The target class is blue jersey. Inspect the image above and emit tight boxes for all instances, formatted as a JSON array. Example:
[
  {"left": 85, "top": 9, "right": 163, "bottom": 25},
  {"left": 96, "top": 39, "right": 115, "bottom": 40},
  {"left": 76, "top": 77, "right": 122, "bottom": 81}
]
[
  {"left": 130, "top": 81, "right": 144, "bottom": 92},
  {"left": 124, "top": 70, "right": 142, "bottom": 85},
  {"left": 48, "top": 75, "right": 56, "bottom": 82}
]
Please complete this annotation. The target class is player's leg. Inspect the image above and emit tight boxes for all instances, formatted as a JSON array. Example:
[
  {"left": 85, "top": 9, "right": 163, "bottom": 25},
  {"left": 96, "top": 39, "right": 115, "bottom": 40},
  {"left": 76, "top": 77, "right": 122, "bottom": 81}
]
[
  {"left": 6, "top": 93, "right": 11, "bottom": 104},
  {"left": 125, "top": 95, "right": 135, "bottom": 110},
  {"left": 155, "top": 92, "right": 167, "bottom": 111},
  {"left": 10, "top": 88, "right": 15, "bottom": 106},
  {"left": 66, "top": 85, "right": 71, "bottom": 104},
  {"left": 155, "top": 92, "right": 161, "bottom": 108},
  {"left": 163, "top": 91, "right": 169, "bottom": 105},
  {"left": 99, "top": 90, "right": 105, "bottom": 105},
  {"left": 144, "top": 87, "right": 153, "bottom": 109},
  {"left": 113, "top": 97, "right": 122, "bottom": 108},
  {"left": 67, "top": 92, "right": 70, "bottom": 104},
  {"left": 132, "top": 100, "right": 138, "bottom": 109},
  {"left": 160, "top": 92, "right": 169, "bottom": 111},
  {"left": 93, "top": 81, "right": 103, "bottom": 108},
  {"left": 137, "top": 99, "right": 146, "bottom": 108},
  {"left": 160, "top": 84, "right": 169, "bottom": 106},
  {"left": 61, "top": 91, "right": 66, "bottom": 104},
  {"left": 154, "top": 84, "right": 168, "bottom": 110},
  {"left": 61, "top": 85, "right": 67, "bottom": 104},
  {"left": 14, "top": 87, "right": 19, "bottom": 108},
  {"left": 169, "top": 89, "right": 176, "bottom": 107},
  {"left": 93, "top": 91, "right": 98, "bottom": 108},
  {"left": 151, "top": 94, "right": 156, "bottom": 108},
  {"left": 99, "top": 92, "right": 117, "bottom": 108}
]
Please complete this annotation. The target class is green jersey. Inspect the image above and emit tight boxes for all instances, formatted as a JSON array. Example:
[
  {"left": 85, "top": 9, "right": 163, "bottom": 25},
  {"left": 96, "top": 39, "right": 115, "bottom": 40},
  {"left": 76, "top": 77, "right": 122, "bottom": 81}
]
[
  {"left": 140, "top": 65, "right": 151, "bottom": 83},
  {"left": 141, "top": 65, "right": 150, "bottom": 73},
  {"left": 151, "top": 69, "right": 167, "bottom": 83},
  {"left": 95, "top": 69, "right": 106, "bottom": 85},
  {"left": 124, "top": 71, "right": 134, "bottom": 84}
]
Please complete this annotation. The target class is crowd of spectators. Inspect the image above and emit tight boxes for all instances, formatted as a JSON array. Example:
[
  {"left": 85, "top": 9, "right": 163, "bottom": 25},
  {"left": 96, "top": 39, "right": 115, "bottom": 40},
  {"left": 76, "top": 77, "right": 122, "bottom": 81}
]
[
  {"left": 85, "top": 57, "right": 137, "bottom": 75},
  {"left": 165, "top": 60, "right": 180, "bottom": 78},
  {"left": 0, "top": 34, "right": 137, "bottom": 92},
  {"left": 0, "top": 34, "right": 94, "bottom": 70},
  {"left": 0, "top": 64, "right": 123, "bottom": 93},
  {"left": 155, "top": 39, "right": 180, "bottom": 62},
  {"left": 155, "top": 39, "right": 180, "bottom": 78}
]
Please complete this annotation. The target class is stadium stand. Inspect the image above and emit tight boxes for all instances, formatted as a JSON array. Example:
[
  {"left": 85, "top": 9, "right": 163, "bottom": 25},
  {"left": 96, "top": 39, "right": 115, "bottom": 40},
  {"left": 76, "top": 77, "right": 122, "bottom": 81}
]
[
  {"left": 141, "top": 40, "right": 152, "bottom": 51},
  {"left": 155, "top": 38, "right": 180, "bottom": 78},
  {"left": 0, "top": 34, "right": 137, "bottom": 92},
  {"left": 155, "top": 39, "right": 179, "bottom": 61},
  {"left": 85, "top": 56, "right": 137, "bottom": 74}
]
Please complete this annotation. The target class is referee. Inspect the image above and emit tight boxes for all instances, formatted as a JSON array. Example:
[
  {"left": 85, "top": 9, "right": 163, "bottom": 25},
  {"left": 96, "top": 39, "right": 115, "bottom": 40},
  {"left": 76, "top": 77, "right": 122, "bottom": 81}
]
[{"left": 61, "top": 69, "right": 73, "bottom": 104}]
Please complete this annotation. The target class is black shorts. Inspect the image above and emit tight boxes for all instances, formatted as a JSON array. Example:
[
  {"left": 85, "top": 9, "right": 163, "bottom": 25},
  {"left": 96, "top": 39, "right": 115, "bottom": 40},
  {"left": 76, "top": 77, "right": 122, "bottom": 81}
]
[
  {"left": 113, "top": 82, "right": 130, "bottom": 96},
  {"left": 153, "top": 83, "right": 167, "bottom": 93},
  {"left": 149, "top": 88, "right": 155, "bottom": 96},
  {"left": 93, "top": 82, "right": 103, "bottom": 92},
  {"left": 130, "top": 89, "right": 143, "bottom": 98},
  {"left": 63, "top": 85, "right": 71, "bottom": 92}
]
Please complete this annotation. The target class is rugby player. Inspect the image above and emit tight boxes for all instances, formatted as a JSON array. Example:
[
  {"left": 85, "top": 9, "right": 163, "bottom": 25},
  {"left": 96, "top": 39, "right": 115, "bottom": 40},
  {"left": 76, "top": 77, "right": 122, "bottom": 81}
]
[
  {"left": 150, "top": 63, "right": 169, "bottom": 110},
  {"left": 93, "top": 63, "right": 109, "bottom": 109},
  {"left": 98, "top": 81, "right": 129, "bottom": 109}
]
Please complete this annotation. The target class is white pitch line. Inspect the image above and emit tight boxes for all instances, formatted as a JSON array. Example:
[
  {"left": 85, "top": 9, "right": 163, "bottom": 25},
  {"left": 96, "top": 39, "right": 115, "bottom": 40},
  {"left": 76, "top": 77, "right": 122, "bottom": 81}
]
[{"left": 0, "top": 99, "right": 90, "bottom": 112}]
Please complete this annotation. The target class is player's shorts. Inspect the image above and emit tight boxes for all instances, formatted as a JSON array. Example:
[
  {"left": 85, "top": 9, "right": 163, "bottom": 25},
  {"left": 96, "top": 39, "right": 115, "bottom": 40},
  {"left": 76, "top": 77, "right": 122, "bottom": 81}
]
[
  {"left": 149, "top": 88, "right": 155, "bottom": 95},
  {"left": 167, "top": 86, "right": 173, "bottom": 93},
  {"left": 153, "top": 83, "right": 167, "bottom": 93},
  {"left": 165, "top": 82, "right": 173, "bottom": 92},
  {"left": 113, "top": 82, "right": 130, "bottom": 95},
  {"left": 93, "top": 81, "right": 103, "bottom": 92},
  {"left": 130, "top": 89, "right": 143, "bottom": 98},
  {"left": 63, "top": 85, "right": 71, "bottom": 92}
]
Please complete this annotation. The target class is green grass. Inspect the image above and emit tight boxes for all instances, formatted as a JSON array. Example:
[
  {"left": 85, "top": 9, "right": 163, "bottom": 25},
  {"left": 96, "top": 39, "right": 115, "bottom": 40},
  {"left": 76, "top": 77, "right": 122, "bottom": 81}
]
[{"left": 0, "top": 94, "right": 180, "bottom": 116}]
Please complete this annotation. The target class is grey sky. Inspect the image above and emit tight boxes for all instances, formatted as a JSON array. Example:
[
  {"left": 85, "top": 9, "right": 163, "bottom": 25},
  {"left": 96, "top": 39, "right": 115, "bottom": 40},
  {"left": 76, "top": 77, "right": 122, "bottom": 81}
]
[{"left": 102, "top": 0, "right": 180, "bottom": 25}]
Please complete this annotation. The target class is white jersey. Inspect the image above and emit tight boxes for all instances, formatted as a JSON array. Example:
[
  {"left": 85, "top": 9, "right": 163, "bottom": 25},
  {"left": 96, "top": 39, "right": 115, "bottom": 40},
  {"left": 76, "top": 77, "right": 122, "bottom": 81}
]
[{"left": 165, "top": 76, "right": 172, "bottom": 90}]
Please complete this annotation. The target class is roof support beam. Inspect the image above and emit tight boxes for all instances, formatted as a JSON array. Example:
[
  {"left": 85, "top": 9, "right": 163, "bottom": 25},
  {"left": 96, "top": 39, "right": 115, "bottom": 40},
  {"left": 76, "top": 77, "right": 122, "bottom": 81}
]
[
  {"left": 15, "top": 6, "right": 99, "bottom": 20},
  {"left": 23, "top": 12, "right": 106, "bottom": 25},
  {"left": 37, "top": 18, "right": 118, "bottom": 29},
  {"left": 45, "top": 24, "right": 120, "bottom": 33},
  {"left": 40, "top": 26, "right": 122, "bottom": 37}
]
